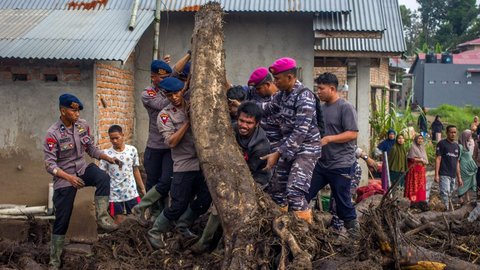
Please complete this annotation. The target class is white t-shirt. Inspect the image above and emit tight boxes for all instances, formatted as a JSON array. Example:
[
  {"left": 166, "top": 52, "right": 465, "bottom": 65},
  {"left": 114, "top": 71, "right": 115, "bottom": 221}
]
[{"left": 99, "top": 144, "right": 140, "bottom": 202}]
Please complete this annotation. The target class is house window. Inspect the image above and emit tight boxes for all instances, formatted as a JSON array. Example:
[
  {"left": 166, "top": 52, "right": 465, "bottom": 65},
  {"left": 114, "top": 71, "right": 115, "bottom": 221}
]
[
  {"left": 12, "top": 74, "right": 28, "bottom": 81},
  {"left": 441, "top": 81, "right": 448, "bottom": 85},
  {"left": 44, "top": 74, "right": 58, "bottom": 82},
  {"left": 454, "top": 81, "right": 460, "bottom": 85},
  {"left": 467, "top": 81, "right": 473, "bottom": 85}
]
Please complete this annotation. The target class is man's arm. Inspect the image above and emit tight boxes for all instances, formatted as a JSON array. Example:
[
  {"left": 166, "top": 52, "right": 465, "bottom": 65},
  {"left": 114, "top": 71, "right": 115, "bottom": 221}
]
[
  {"left": 321, "top": 131, "right": 358, "bottom": 146},
  {"left": 157, "top": 110, "right": 189, "bottom": 148},
  {"left": 457, "top": 158, "right": 463, "bottom": 187},
  {"left": 44, "top": 134, "right": 84, "bottom": 189},
  {"left": 133, "top": 167, "right": 146, "bottom": 196},
  {"left": 166, "top": 122, "right": 189, "bottom": 148},
  {"left": 434, "top": 155, "right": 441, "bottom": 183},
  {"left": 142, "top": 89, "right": 170, "bottom": 111}
]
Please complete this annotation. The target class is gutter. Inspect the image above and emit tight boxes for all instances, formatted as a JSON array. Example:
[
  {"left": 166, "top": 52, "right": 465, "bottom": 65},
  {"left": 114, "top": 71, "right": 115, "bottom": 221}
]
[{"left": 129, "top": 0, "right": 140, "bottom": 31}]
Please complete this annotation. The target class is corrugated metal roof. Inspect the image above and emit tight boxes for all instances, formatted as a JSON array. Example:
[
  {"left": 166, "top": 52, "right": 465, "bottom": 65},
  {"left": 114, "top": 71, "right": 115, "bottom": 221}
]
[
  {"left": 313, "top": 0, "right": 384, "bottom": 32},
  {"left": 0, "top": 0, "right": 351, "bottom": 12},
  {"left": 0, "top": 9, "right": 154, "bottom": 61},
  {"left": 314, "top": 0, "right": 406, "bottom": 53}
]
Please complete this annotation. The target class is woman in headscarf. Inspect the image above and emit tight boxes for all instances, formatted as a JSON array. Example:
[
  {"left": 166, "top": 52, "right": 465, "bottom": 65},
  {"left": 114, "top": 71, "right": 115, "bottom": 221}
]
[
  {"left": 405, "top": 135, "right": 428, "bottom": 202},
  {"left": 430, "top": 115, "right": 443, "bottom": 142},
  {"left": 388, "top": 134, "right": 408, "bottom": 187},
  {"left": 377, "top": 129, "right": 396, "bottom": 154},
  {"left": 458, "top": 130, "right": 478, "bottom": 204},
  {"left": 377, "top": 129, "right": 396, "bottom": 191}
]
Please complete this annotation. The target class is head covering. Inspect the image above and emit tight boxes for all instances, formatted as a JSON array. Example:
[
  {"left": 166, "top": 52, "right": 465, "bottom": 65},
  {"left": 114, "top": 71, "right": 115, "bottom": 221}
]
[
  {"left": 458, "top": 129, "right": 472, "bottom": 150},
  {"left": 388, "top": 134, "right": 408, "bottom": 172},
  {"left": 248, "top": 67, "right": 269, "bottom": 86},
  {"left": 408, "top": 135, "right": 428, "bottom": 164},
  {"left": 377, "top": 129, "right": 396, "bottom": 153},
  {"left": 268, "top": 57, "right": 296, "bottom": 75},
  {"left": 151, "top": 60, "right": 172, "bottom": 75},
  {"left": 59, "top": 93, "right": 83, "bottom": 110},
  {"left": 158, "top": 77, "right": 184, "bottom": 93}
]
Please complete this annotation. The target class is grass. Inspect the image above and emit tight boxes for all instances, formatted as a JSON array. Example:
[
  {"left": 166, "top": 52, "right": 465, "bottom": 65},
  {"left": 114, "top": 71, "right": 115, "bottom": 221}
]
[{"left": 428, "top": 104, "right": 480, "bottom": 132}]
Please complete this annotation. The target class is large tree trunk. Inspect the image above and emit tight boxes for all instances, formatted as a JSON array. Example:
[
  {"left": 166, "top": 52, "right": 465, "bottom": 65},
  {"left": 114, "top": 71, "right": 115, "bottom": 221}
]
[{"left": 189, "top": 3, "right": 281, "bottom": 269}]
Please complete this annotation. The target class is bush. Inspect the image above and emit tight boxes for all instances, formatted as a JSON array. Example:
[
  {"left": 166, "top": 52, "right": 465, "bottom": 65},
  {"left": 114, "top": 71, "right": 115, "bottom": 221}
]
[{"left": 428, "top": 104, "right": 480, "bottom": 132}]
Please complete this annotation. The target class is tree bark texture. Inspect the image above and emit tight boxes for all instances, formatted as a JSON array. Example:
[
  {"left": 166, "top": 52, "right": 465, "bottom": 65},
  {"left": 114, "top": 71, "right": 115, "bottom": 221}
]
[{"left": 189, "top": 3, "right": 281, "bottom": 269}]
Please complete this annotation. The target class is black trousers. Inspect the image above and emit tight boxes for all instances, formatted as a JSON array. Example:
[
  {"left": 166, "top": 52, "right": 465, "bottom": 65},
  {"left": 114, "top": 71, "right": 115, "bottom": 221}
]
[
  {"left": 163, "top": 170, "right": 212, "bottom": 221},
  {"left": 144, "top": 147, "right": 174, "bottom": 196},
  {"left": 52, "top": 163, "right": 110, "bottom": 235}
]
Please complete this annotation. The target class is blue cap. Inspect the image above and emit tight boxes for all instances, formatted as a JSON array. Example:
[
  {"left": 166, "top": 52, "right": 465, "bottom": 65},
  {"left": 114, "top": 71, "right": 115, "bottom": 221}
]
[
  {"left": 158, "top": 77, "right": 184, "bottom": 93},
  {"left": 59, "top": 93, "right": 83, "bottom": 110},
  {"left": 151, "top": 60, "right": 172, "bottom": 75}
]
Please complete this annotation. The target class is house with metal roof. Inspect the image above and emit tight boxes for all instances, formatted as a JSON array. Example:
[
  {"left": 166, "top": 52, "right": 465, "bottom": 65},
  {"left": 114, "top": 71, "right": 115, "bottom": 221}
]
[
  {"left": 409, "top": 44, "right": 480, "bottom": 108},
  {"left": 0, "top": 0, "right": 405, "bottom": 239}
]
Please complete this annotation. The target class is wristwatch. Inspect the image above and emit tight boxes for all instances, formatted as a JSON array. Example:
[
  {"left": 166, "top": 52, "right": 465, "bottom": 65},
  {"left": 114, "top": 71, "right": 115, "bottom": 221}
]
[{"left": 362, "top": 155, "right": 369, "bottom": 161}]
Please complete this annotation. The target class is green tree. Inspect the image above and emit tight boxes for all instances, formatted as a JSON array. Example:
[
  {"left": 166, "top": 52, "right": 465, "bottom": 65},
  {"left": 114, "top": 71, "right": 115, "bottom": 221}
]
[{"left": 417, "top": 0, "right": 448, "bottom": 47}]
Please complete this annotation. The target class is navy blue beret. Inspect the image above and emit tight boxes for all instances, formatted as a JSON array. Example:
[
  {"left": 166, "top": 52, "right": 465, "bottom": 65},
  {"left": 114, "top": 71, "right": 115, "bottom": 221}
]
[
  {"left": 59, "top": 93, "right": 83, "bottom": 110},
  {"left": 151, "top": 60, "right": 172, "bottom": 75},
  {"left": 158, "top": 77, "right": 184, "bottom": 93}
]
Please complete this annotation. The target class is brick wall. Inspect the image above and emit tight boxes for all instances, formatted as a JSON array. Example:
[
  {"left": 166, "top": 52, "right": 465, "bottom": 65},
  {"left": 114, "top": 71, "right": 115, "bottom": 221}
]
[
  {"left": 95, "top": 58, "right": 135, "bottom": 150},
  {"left": 0, "top": 59, "right": 87, "bottom": 82},
  {"left": 370, "top": 58, "right": 390, "bottom": 89}
]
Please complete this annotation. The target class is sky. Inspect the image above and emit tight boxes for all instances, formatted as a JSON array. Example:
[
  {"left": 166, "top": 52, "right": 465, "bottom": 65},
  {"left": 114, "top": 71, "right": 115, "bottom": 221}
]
[{"left": 398, "top": 0, "right": 419, "bottom": 11}]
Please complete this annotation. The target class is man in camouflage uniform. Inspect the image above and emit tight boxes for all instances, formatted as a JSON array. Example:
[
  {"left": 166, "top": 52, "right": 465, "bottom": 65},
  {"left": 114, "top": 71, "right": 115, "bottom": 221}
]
[
  {"left": 261, "top": 57, "right": 321, "bottom": 223},
  {"left": 247, "top": 67, "right": 282, "bottom": 150}
]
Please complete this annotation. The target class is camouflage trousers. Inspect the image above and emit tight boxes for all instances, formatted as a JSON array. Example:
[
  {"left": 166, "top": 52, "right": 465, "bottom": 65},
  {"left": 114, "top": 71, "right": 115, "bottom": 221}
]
[{"left": 268, "top": 153, "right": 317, "bottom": 211}]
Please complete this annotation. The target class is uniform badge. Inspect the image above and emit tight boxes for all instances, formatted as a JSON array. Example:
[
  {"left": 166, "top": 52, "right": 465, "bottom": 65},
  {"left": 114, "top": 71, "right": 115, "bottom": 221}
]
[
  {"left": 147, "top": 89, "right": 156, "bottom": 97},
  {"left": 76, "top": 124, "right": 85, "bottom": 133},
  {"left": 70, "top": 102, "right": 80, "bottom": 110},
  {"left": 160, "top": 113, "right": 169, "bottom": 124},
  {"left": 158, "top": 69, "right": 167, "bottom": 75},
  {"left": 46, "top": 138, "right": 57, "bottom": 151},
  {"left": 81, "top": 136, "right": 91, "bottom": 144}
]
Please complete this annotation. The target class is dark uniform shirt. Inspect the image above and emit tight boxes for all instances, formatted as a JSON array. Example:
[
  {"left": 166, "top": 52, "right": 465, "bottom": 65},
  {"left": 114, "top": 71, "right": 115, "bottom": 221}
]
[
  {"left": 142, "top": 86, "right": 170, "bottom": 149},
  {"left": 157, "top": 103, "right": 199, "bottom": 172},
  {"left": 44, "top": 118, "right": 102, "bottom": 190},
  {"left": 261, "top": 81, "right": 321, "bottom": 161}
]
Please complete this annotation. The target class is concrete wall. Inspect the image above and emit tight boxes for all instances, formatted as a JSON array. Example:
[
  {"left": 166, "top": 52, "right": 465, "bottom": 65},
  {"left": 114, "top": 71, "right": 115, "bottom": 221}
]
[
  {"left": 423, "top": 64, "right": 480, "bottom": 108},
  {"left": 0, "top": 60, "right": 94, "bottom": 206},
  {"left": 412, "top": 61, "right": 424, "bottom": 106},
  {"left": 134, "top": 12, "right": 315, "bottom": 153}
]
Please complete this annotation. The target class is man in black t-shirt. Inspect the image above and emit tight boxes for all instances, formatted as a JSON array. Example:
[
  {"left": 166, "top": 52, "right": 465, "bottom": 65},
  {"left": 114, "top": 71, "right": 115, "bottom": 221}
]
[{"left": 435, "top": 125, "right": 463, "bottom": 210}]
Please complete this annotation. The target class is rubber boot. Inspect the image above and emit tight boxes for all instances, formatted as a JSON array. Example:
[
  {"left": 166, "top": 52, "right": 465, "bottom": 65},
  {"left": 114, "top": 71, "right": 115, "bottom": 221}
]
[
  {"left": 132, "top": 188, "right": 162, "bottom": 226},
  {"left": 95, "top": 196, "right": 119, "bottom": 232},
  {"left": 344, "top": 219, "right": 360, "bottom": 239},
  {"left": 191, "top": 214, "right": 221, "bottom": 254},
  {"left": 294, "top": 209, "right": 313, "bottom": 224},
  {"left": 175, "top": 207, "right": 199, "bottom": 238},
  {"left": 147, "top": 211, "right": 172, "bottom": 249},
  {"left": 49, "top": 234, "right": 65, "bottom": 270}
]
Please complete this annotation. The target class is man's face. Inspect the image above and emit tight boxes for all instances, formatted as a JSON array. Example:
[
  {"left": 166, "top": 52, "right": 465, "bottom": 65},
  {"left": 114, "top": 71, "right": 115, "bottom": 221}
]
[
  {"left": 109, "top": 131, "right": 124, "bottom": 150},
  {"left": 316, "top": 83, "right": 335, "bottom": 103},
  {"left": 273, "top": 73, "right": 292, "bottom": 91},
  {"left": 61, "top": 107, "right": 80, "bottom": 123},
  {"left": 447, "top": 128, "right": 457, "bottom": 141},
  {"left": 165, "top": 91, "right": 184, "bottom": 107},
  {"left": 151, "top": 72, "right": 170, "bottom": 87},
  {"left": 255, "top": 82, "right": 277, "bottom": 97},
  {"left": 237, "top": 112, "right": 258, "bottom": 137},
  {"left": 228, "top": 100, "right": 240, "bottom": 118}
]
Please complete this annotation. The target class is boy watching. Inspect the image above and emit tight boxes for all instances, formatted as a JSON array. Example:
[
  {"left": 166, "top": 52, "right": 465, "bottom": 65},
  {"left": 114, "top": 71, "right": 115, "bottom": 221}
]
[{"left": 100, "top": 125, "right": 146, "bottom": 224}]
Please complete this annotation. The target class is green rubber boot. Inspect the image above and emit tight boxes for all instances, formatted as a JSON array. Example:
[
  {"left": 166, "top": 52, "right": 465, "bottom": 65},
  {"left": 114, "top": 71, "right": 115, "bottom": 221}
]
[
  {"left": 147, "top": 211, "right": 172, "bottom": 249},
  {"left": 132, "top": 188, "right": 163, "bottom": 226},
  {"left": 95, "top": 196, "right": 119, "bottom": 232},
  {"left": 49, "top": 234, "right": 65, "bottom": 270},
  {"left": 190, "top": 214, "right": 221, "bottom": 254},
  {"left": 176, "top": 207, "right": 199, "bottom": 238}
]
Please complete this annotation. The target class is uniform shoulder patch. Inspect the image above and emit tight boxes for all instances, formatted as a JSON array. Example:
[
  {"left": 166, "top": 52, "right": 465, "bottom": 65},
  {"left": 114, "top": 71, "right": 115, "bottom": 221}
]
[
  {"left": 46, "top": 138, "right": 57, "bottom": 151},
  {"left": 159, "top": 113, "right": 169, "bottom": 125},
  {"left": 146, "top": 89, "right": 157, "bottom": 97}
]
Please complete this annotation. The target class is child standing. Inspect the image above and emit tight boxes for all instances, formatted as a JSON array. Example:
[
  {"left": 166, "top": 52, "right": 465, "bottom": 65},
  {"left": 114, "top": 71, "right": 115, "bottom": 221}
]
[{"left": 100, "top": 125, "right": 146, "bottom": 224}]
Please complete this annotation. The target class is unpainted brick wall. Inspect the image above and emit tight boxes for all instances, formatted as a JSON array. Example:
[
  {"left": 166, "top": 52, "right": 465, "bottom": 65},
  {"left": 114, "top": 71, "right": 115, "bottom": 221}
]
[
  {"left": 95, "top": 59, "right": 135, "bottom": 149},
  {"left": 0, "top": 59, "right": 85, "bottom": 82}
]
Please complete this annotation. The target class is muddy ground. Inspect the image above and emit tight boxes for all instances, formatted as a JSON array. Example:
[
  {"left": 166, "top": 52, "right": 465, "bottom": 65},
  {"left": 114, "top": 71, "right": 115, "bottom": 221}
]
[{"left": 1, "top": 191, "right": 479, "bottom": 269}]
